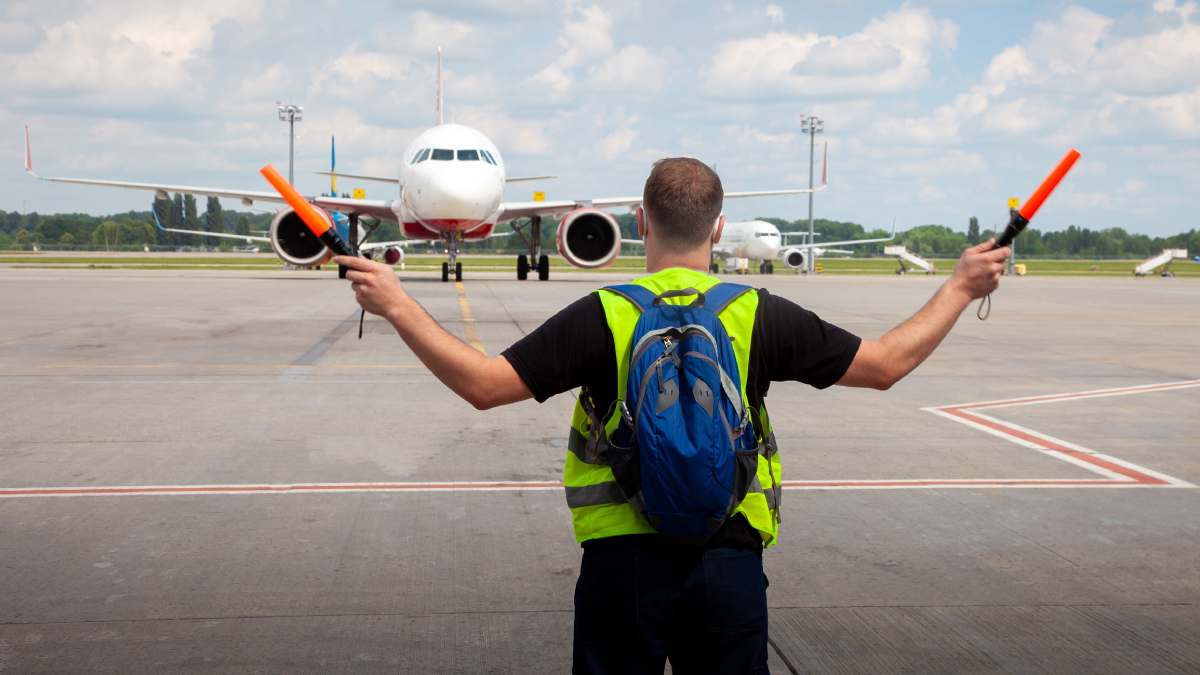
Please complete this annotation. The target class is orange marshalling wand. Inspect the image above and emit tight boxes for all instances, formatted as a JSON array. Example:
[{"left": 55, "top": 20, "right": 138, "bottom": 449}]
[
  {"left": 996, "top": 149, "right": 1081, "bottom": 248},
  {"left": 259, "top": 163, "right": 355, "bottom": 256}
]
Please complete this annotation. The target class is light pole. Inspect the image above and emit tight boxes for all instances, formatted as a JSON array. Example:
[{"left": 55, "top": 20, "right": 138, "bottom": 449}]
[
  {"left": 801, "top": 115, "right": 824, "bottom": 274},
  {"left": 277, "top": 102, "right": 303, "bottom": 184}
]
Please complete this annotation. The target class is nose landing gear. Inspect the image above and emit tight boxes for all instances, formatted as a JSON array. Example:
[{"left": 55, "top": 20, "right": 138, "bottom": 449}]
[{"left": 441, "top": 233, "right": 463, "bottom": 282}]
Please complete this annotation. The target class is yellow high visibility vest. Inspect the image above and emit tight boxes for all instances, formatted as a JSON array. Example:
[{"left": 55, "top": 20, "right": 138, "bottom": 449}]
[{"left": 563, "top": 267, "right": 782, "bottom": 546}]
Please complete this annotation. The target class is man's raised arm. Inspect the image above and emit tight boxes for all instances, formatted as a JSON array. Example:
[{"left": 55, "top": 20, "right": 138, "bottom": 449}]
[
  {"left": 335, "top": 256, "right": 532, "bottom": 410},
  {"left": 837, "top": 240, "right": 1010, "bottom": 390}
]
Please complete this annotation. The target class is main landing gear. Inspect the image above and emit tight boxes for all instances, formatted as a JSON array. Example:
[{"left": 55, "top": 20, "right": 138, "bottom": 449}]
[
  {"left": 440, "top": 233, "right": 463, "bottom": 282},
  {"left": 758, "top": 261, "right": 775, "bottom": 274},
  {"left": 515, "top": 215, "right": 550, "bottom": 281}
]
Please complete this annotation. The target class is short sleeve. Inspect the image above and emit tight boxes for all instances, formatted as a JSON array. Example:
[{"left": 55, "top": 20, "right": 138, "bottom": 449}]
[
  {"left": 501, "top": 293, "right": 614, "bottom": 403},
  {"left": 750, "top": 289, "right": 862, "bottom": 390}
]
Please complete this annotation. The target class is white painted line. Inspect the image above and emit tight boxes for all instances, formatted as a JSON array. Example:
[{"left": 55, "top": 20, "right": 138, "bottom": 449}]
[{"left": 928, "top": 379, "right": 1200, "bottom": 411}]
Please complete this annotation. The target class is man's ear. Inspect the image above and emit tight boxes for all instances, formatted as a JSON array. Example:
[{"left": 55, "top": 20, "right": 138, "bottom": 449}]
[
  {"left": 712, "top": 214, "right": 725, "bottom": 244},
  {"left": 636, "top": 206, "right": 647, "bottom": 239}
]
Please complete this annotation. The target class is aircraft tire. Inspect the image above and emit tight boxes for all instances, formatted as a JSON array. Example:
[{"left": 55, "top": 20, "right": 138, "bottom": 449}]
[
  {"left": 766, "top": 262, "right": 775, "bottom": 274},
  {"left": 455, "top": 262, "right": 463, "bottom": 282},
  {"left": 537, "top": 254, "right": 550, "bottom": 281},
  {"left": 710, "top": 262, "right": 719, "bottom": 273},
  {"left": 441, "top": 262, "right": 449, "bottom": 282},
  {"left": 517, "top": 254, "right": 529, "bottom": 280}
]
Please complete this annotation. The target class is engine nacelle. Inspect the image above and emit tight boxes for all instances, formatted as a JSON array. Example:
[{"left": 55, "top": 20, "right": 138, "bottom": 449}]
[
  {"left": 269, "top": 207, "right": 333, "bottom": 267},
  {"left": 783, "top": 247, "right": 807, "bottom": 270},
  {"left": 556, "top": 208, "right": 622, "bottom": 269}
]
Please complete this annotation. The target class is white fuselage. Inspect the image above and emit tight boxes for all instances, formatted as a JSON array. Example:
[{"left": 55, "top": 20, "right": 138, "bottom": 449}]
[
  {"left": 715, "top": 220, "right": 784, "bottom": 261},
  {"left": 393, "top": 124, "right": 506, "bottom": 238}
]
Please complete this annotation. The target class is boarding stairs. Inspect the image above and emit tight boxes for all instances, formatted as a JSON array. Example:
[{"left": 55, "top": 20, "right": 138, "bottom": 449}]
[
  {"left": 884, "top": 245, "right": 935, "bottom": 274},
  {"left": 1134, "top": 249, "right": 1188, "bottom": 276}
]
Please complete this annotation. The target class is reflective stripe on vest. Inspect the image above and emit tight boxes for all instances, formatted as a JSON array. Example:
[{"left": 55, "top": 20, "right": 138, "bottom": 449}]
[{"left": 562, "top": 267, "right": 782, "bottom": 547}]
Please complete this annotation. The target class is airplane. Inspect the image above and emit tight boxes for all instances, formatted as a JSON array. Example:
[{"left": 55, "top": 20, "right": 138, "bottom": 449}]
[
  {"left": 23, "top": 49, "right": 831, "bottom": 282},
  {"left": 707, "top": 219, "right": 895, "bottom": 274}
]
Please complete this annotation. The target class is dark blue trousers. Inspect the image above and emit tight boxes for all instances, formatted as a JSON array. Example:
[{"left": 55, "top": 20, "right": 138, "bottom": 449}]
[{"left": 572, "top": 536, "right": 769, "bottom": 675}]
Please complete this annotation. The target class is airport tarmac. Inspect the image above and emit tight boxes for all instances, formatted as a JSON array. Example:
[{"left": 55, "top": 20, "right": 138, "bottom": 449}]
[{"left": 0, "top": 267, "right": 1197, "bottom": 673}]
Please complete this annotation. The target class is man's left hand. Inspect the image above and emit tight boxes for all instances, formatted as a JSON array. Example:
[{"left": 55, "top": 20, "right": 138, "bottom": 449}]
[{"left": 335, "top": 255, "right": 406, "bottom": 319}]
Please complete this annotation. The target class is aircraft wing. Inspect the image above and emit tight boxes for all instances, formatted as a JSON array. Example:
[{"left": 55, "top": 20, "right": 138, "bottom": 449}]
[
  {"left": 315, "top": 171, "right": 398, "bottom": 185},
  {"left": 497, "top": 185, "right": 828, "bottom": 223},
  {"left": 150, "top": 210, "right": 270, "bottom": 243},
  {"left": 360, "top": 240, "right": 418, "bottom": 251},
  {"left": 505, "top": 175, "right": 556, "bottom": 183},
  {"left": 25, "top": 126, "right": 396, "bottom": 220},
  {"left": 783, "top": 233, "right": 894, "bottom": 249}
]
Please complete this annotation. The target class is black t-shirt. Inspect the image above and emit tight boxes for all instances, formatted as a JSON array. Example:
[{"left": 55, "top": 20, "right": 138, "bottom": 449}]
[{"left": 501, "top": 287, "right": 862, "bottom": 548}]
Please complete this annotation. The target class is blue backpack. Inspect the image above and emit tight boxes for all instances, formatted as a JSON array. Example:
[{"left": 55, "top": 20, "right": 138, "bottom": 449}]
[{"left": 603, "top": 283, "right": 760, "bottom": 543}]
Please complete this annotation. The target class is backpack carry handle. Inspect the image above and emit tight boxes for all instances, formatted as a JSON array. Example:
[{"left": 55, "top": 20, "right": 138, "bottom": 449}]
[{"left": 652, "top": 288, "right": 705, "bottom": 307}]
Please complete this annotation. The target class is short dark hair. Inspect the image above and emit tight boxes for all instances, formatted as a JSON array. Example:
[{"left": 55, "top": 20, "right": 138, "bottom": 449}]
[{"left": 642, "top": 157, "right": 723, "bottom": 252}]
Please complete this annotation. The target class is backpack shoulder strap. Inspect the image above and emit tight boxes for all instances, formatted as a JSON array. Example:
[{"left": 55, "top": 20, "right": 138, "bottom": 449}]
[
  {"left": 601, "top": 284, "right": 657, "bottom": 313},
  {"left": 702, "top": 282, "right": 753, "bottom": 315}
]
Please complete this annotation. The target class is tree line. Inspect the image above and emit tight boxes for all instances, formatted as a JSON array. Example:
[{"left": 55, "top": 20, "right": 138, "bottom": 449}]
[
  {"left": 1, "top": 200, "right": 1196, "bottom": 259},
  {"left": 0, "top": 196, "right": 272, "bottom": 251}
]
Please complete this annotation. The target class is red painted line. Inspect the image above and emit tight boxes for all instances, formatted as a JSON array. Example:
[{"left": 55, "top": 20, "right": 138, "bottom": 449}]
[
  {"left": 0, "top": 482, "right": 563, "bottom": 497},
  {"left": 942, "top": 407, "right": 1165, "bottom": 485},
  {"left": 781, "top": 479, "right": 1119, "bottom": 488}
]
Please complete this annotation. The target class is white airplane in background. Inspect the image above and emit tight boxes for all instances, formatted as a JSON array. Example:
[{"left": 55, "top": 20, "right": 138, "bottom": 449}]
[
  {"left": 709, "top": 219, "right": 895, "bottom": 274},
  {"left": 24, "top": 50, "right": 831, "bottom": 282}
]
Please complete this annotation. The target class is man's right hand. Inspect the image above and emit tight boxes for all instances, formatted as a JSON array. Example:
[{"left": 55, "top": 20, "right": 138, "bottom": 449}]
[{"left": 949, "top": 239, "right": 1011, "bottom": 300}]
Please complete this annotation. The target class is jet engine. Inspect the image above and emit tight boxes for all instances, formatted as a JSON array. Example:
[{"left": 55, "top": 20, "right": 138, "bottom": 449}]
[
  {"left": 269, "top": 207, "right": 333, "bottom": 267},
  {"left": 556, "top": 208, "right": 621, "bottom": 268},
  {"left": 783, "top": 248, "right": 807, "bottom": 270}
]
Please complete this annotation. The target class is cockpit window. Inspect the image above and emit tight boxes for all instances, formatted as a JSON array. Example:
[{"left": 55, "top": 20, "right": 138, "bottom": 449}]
[
  {"left": 411, "top": 150, "right": 422, "bottom": 164},
  {"left": 431, "top": 148, "right": 454, "bottom": 161},
  {"left": 481, "top": 150, "right": 497, "bottom": 165},
  {"left": 755, "top": 232, "right": 778, "bottom": 238},
  {"left": 417, "top": 148, "right": 430, "bottom": 163},
  {"left": 457, "top": 149, "right": 480, "bottom": 161}
]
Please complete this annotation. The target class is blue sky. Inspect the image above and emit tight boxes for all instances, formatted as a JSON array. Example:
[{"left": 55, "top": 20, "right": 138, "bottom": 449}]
[{"left": 2, "top": 1, "right": 1198, "bottom": 236}]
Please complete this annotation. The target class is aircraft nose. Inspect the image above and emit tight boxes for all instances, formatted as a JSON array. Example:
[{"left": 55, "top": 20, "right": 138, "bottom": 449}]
[
  {"left": 410, "top": 166, "right": 501, "bottom": 231},
  {"left": 436, "top": 178, "right": 493, "bottom": 210}
]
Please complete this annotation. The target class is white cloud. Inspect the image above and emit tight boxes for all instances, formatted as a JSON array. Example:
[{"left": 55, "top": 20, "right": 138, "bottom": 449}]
[
  {"left": 882, "top": 4, "right": 1200, "bottom": 145},
  {"left": 407, "top": 11, "right": 482, "bottom": 56},
  {"left": 704, "top": 6, "right": 958, "bottom": 97},
  {"left": 765, "top": 4, "right": 784, "bottom": 25},
  {"left": 531, "top": 3, "right": 613, "bottom": 95},
  {"left": 453, "top": 106, "right": 553, "bottom": 155},
  {"left": 590, "top": 45, "right": 667, "bottom": 92},
  {"left": 600, "top": 115, "right": 638, "bottom": 160},
  {"left": 0, "top": 2, "right": 262, "bottom": 107}
]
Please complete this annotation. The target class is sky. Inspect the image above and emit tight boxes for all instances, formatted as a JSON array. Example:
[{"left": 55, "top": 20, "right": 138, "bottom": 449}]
[{"left": 2, "top": 0, "right": 1198, "bottom": 236}]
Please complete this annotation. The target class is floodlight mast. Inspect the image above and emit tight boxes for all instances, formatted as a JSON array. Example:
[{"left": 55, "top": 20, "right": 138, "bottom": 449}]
[
  {"left": 276, "top": 102, "right": 304, "bottom": 184},
  {"left": 801, "top": 115, "right": 824, "bottom": 274}
]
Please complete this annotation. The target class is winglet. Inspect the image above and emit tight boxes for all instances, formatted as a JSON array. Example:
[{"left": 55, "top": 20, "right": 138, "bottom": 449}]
[
  {"left": 152, "top": 207, "right": 165, "bottom": 232},
  {"left": 330, "top": 135, "right": 337, "bottom": 196},
  {"left": 24, "top": 125, "right": 37, "bottom": 176}
]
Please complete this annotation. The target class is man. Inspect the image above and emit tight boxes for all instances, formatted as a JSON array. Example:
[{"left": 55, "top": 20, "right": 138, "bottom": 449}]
[{"left": 337, "top": 158, "right": 1009, "bottom": 674}]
